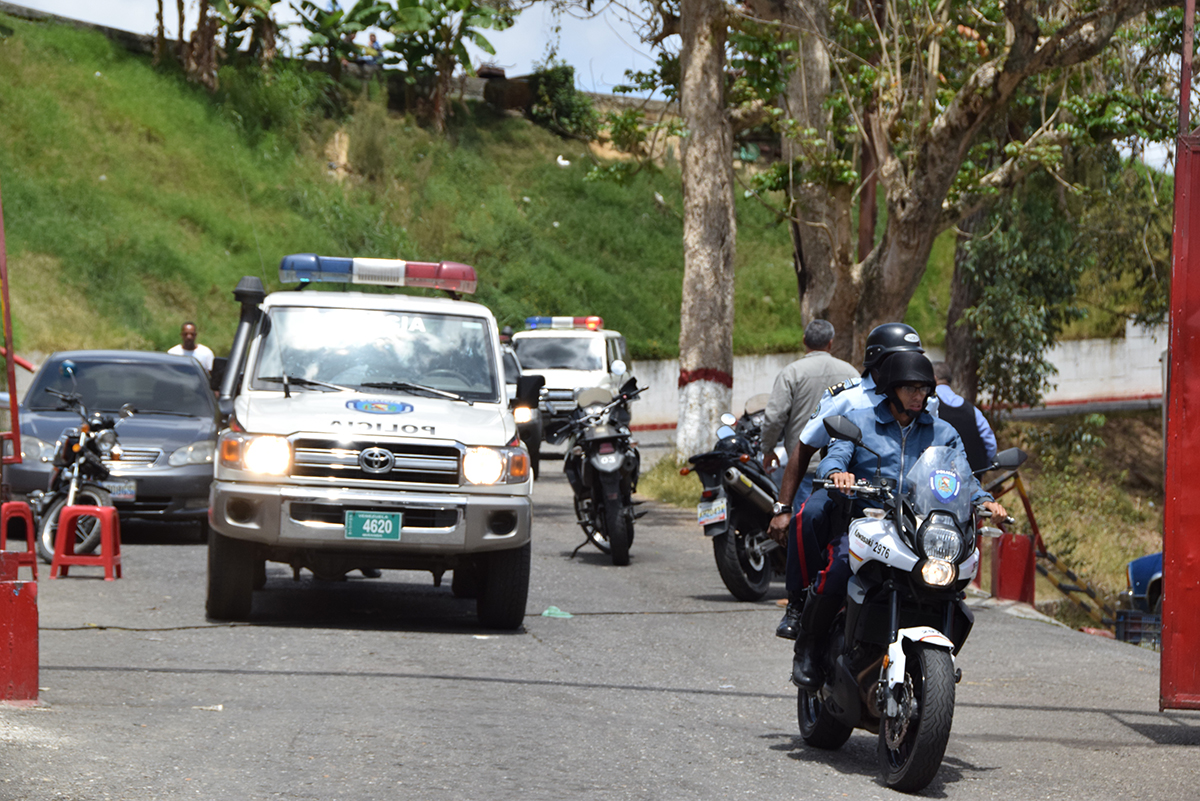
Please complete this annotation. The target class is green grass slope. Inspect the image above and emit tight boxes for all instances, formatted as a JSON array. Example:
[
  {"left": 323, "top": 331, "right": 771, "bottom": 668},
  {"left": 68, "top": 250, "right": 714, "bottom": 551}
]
[{"left": 0, "top": 12, "right": 952, "bottom": 360}]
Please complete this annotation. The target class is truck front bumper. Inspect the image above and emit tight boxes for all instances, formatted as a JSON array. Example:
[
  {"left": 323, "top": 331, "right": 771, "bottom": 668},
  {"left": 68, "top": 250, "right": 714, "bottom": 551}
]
[{"left": 209, "top": 481, "right": 531, "bottom": 555}]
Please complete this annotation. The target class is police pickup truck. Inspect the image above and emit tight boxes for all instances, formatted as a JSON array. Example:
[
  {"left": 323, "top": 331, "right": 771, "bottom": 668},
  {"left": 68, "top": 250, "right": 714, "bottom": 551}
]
[{"left": 206, "top": 255, "right": 543, "bottom": 629}]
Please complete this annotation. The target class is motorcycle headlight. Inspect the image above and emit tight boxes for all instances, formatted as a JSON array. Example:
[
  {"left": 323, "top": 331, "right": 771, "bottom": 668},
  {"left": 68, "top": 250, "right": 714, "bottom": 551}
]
[
  {"left": 219, "top": 433, "right": 291, "bottom": 475},
  {"left": 20, "top": 434, "right": 54, "bottom": 463},
  {"left": 921, "top": 559, "right": 957, "bottom": 587},
  {"left": 920, "top": 513, "right": 964, "bottom": 561},
  {"left": 462, "top": 446, "right": 530, "bottom": 485},
  {"left": 95, "top": 429, "right": 118, "bottom": 453},
  {"left": 169, "top": 440, "right": 216, "bottom": 466}
]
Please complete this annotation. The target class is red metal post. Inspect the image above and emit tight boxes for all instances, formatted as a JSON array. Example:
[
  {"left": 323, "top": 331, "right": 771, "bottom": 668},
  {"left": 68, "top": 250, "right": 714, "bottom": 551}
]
[
  {"left": 0, "top": 177, "right": 21, "bottom": 472},
  {"left": 0, "top": 552, "right": 38, "bottom": 703},
  {"left": 1162, "top": 0, "right": 1200, "bottom": 708}
]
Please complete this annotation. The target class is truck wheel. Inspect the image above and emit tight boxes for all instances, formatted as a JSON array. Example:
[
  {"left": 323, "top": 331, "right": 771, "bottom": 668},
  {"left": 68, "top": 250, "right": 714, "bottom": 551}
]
[
  {"left": 476, "top": 542, "right": 530, "bottom": 630},
  {"left": 206, "top": 530, "right": 257, "bottom": 621}
]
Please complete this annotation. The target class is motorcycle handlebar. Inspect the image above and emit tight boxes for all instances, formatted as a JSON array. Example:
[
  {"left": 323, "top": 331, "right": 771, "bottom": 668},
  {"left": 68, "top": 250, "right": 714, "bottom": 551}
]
[{"left": 813, "top": 478, "right": 885, "bottom": 497}]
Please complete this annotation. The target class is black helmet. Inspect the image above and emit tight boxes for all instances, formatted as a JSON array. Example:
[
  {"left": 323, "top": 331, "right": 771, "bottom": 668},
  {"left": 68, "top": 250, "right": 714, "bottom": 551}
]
[
  {"left": 862, "top": 323, "right": 924, "bottom": 375},
  {"left": 874, "top": 350, "right": 936, "bottom": 396}
]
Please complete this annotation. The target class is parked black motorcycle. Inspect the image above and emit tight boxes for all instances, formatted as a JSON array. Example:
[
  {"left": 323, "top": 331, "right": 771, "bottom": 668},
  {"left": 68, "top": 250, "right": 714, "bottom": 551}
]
[
  {"left": 683, "top": 399, "right": 786, "bottom": 601},
  {"left": 551, "top": 377, "right": 644, "bottom": 566},
  {"left": 30, "top": 364, "right": 124, "bottom": 562},
  {"left": 797, "top": 415, "right": 1026, "bottom": 792}
]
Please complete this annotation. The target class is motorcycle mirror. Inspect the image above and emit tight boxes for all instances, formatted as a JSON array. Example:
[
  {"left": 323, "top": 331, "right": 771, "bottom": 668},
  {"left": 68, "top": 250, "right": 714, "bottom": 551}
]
[
  {"left": 119, "top": 403, "right": 136, "bottom": 419},
  {"left": 716, "top": 425, "right": 737, "bottom": 441},
  {"left": 823, "top": 415, "right": 863, "bottom": 445},
  {"left": 59, "top": 360, "right": 76, "bottom": 379},
  {"left": 720, "top": 412, "right": 737, "bottom": 427},
  {"left": 619, "top": 376, "right": 638, "bottom": 395},
  {"left": 610, "top": 359, "right": 627, "bottom": 377},
  {"left": 992, "top": 447, "right": 1028, "bottom": 470}
]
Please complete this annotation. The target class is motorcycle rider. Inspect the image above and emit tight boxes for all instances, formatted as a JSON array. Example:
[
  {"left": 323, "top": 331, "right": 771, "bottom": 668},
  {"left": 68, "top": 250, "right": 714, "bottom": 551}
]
[
  {"left": 791, "top": 350, "right": 1007, "bottom": 688},
  {"left": 768, "top": 323, "right": 932, "bottom": 639}
]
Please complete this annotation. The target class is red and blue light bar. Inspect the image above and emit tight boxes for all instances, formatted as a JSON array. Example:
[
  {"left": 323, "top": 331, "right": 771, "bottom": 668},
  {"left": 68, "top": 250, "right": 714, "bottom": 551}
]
[
  {"left": 280, "top": 254, "right": 477, "bottom": 294},
  {"left": 525, "top": 316, "right": 604, "bottom": 330}
]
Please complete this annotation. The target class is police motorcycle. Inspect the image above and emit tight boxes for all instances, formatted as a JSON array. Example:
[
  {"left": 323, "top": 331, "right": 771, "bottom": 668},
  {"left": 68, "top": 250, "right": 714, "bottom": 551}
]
[
  {"left": 548, "top": 373, "right": 644, "bottom": 566},
  {"left": 682, "top": 397, "right": 787, "bottom": 601},
  {"left": 798, "top": 414, "right": 1026, "bottom": 793},
  {"left": 29, "top": 362, "right": 127, "bottom": 562}
]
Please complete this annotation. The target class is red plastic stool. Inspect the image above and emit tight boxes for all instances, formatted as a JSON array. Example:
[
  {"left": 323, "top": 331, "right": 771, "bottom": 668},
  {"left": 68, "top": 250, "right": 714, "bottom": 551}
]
[
  {"left": 0, "top": 501, "right": 38, "bottom": 580},
  {"left": 49, "top": 505, "right": 122, "bottom": 581}
]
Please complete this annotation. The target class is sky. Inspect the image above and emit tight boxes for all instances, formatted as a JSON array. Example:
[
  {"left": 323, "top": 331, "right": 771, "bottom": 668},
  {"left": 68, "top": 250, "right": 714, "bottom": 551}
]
[{"left": 12, "top": 0, "right": 664, "bottom": 95}]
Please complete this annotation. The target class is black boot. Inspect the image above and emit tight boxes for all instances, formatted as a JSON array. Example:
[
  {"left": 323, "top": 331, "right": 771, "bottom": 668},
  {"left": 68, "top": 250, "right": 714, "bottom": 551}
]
[
  {"left": 791, "top": 593, "right": 842, "bottom": 689},
  {"left": 775, "top": 596, "right": 803, "bottom": 640}
]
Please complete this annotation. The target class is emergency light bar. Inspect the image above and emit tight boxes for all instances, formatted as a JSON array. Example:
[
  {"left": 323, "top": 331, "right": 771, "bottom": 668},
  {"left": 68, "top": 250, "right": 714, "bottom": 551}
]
[
  {"left": 525, "top": 316, "right": 604, "bottom": 330},
  {"left": 279, "top": 254, "right": 477, "bottom": 294}
]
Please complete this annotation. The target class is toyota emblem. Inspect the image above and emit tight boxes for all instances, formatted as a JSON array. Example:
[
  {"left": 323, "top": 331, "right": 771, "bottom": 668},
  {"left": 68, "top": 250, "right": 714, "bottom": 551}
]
[{"left": 359, "top": 447, "right": 395, "bottom": 474}]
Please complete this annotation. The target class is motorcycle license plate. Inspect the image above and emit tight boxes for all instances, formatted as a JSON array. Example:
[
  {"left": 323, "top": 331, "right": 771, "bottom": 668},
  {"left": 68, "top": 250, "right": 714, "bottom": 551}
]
[
  {"left": 344, "top": 511, "right": 402, "bottom": 541},
  {"left": 101, "top": 479, "right": 136, "bottom": 502},
  {"left": 697, "top": 497, "right": 727, "bottom": 526}
]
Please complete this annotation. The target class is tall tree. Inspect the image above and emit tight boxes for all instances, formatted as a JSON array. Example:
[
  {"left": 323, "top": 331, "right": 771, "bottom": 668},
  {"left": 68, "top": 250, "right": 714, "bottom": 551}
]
[{"left": 675, "top": 0, "right": 737, "bottom": 457}]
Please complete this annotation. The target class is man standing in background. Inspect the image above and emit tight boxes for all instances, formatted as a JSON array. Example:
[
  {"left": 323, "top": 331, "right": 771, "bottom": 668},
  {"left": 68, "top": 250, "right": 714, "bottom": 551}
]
[
  {"left": 168, "top": 321, "right": 214, "bottom": 373},
  {"left": 932, "top": 361, "right": 996, "bottom": 472},
  {"left": 759, "top": 320, "right": 858, "bottom": 639}
]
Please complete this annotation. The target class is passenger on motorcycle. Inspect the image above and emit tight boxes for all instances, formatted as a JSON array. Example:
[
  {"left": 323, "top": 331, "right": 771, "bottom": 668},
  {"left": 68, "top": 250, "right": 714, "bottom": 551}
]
[
  {"left": 790, "top": 350, "right": 1007, "bottom": 688},
  {"left": 768, "top": 323, "right": 933, "bottom": 639}
]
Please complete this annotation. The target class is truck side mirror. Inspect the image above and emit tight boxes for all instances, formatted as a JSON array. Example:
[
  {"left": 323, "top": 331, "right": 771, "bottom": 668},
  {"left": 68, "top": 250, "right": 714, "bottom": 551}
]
[{"left": 515, "top": 375, "right": 545, "bottom": 407}]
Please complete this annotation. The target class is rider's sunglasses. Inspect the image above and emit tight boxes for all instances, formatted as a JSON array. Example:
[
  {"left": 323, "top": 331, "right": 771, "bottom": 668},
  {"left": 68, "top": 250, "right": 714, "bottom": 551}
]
[{"left": 895, "top": 384, "right": 932, "bottom": 397}]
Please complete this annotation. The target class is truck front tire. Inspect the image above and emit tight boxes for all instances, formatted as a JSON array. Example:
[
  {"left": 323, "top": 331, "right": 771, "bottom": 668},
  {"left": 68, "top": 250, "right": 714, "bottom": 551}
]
[
  {"left": 206, "top": 530, "right": 256, "bottom": 621},
  {"left": 476, "top": 542, "right": 530, "bottom": 630}
]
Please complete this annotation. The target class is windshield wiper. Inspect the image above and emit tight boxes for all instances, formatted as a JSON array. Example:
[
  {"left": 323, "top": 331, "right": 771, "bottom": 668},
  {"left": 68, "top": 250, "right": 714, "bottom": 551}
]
[
  {"left": 360, "top": 380, "right": 473, "bottom": 405},
  {"left": 126, "top": 409, "right": 195, "bottom": 417},
  {"left": 260, "top": 375, "right": 349, "bottom": 397}
]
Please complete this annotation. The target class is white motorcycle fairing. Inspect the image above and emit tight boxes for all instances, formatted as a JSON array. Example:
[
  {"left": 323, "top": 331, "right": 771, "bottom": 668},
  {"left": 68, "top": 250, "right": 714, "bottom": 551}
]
[
  {"left": 883, "top": 626, "right": 957, "bottom": 716},
  {"left": 847, "top": 515, "right": 981, "bottom": 583}
]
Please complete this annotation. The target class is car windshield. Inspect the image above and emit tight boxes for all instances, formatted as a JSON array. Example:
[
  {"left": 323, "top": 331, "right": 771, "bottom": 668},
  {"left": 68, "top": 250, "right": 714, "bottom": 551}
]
[
  {"left": 251, "top": 306, "right": 500, "bottom": 402},
  {"left": 28, "top": 359, "right": 214, "bottom": 417},
  {"left": 514, "top": 336, "right": 604, "bottom": 371}
]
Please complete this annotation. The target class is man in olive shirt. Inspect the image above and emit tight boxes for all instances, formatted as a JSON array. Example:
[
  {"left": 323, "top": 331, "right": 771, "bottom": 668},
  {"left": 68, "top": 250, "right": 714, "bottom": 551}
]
[{"left": 759, "top": 320, "right": 858, "bottom": 638}]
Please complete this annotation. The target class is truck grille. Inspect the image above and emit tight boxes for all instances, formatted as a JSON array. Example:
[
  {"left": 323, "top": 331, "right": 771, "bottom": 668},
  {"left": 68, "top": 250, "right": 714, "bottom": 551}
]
[
  {"left": 104, "top": 447, "right": 162, "bottom": 468},
  {"left": 290, "top": 438, "right": 461, "bottom": 486}
]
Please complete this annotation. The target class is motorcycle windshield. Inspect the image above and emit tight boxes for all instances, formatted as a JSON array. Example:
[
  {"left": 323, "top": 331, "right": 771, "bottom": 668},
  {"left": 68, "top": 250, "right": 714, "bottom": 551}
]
[{"left": 904, "top": 446, "right": 973, "bottom": 524}]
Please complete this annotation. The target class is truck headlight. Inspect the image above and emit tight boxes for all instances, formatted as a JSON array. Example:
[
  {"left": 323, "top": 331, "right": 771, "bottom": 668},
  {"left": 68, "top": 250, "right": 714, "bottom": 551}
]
[
  {"left": 169, "top": 440, "right": 216, "bottom": 466},
  {"left": 463, "top": 446, "right": 530, "bottom": 485},
  {"left": 513, "top": 406, "right": 534, "bottom": 425},
  {"left": 220, "top": 433, "right": 291, "bottom": 475}
]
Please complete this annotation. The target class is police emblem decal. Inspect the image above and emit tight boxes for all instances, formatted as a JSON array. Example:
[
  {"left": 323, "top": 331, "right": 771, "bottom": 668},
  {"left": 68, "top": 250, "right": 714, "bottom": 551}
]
[{"left": 930, "top": 470, "right": 961, "bottom": 501}]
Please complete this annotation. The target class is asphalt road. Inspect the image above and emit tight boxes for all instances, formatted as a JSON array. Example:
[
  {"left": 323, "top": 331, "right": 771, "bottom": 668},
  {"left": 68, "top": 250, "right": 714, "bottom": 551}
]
[{"left": 2, "top": 470, "right": 1197, "bottom": 801}]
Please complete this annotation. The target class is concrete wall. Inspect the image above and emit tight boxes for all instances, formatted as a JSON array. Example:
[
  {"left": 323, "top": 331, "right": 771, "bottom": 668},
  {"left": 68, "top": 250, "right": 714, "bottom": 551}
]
[{"left": 627, "top": 321, "right": 1169, "bottom": 429}]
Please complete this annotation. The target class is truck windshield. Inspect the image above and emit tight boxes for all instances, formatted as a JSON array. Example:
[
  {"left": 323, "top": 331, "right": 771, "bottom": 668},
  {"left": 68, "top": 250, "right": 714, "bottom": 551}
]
[
  {"left": 251, "top": 306, "right": 500, "bottom": 402},
  {"left": 514, "top": 337, "right": 604, "bottom": 371}
]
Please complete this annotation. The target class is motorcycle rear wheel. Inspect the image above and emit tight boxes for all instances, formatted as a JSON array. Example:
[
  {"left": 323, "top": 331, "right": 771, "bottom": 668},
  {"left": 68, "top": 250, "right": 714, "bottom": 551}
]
[
  {"left": 798, "top": 687, "right": 853, "bottom": 750},
  {"left": 35, "top": 485, "right": 113, "bottom": 563},
  {"left": 604, "top": 500, "right": 631, "bottom": 566},
  {"left": 712, "top": 509, "right": 772, "bottom": 601},
  {"left": 877, "top": 643, "right": 956, "bottom": 793}
]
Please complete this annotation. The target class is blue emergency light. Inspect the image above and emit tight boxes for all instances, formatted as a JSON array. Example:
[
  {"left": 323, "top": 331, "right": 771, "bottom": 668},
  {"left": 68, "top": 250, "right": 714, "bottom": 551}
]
[
  {"left": 279, "top": 254, "right": 477, "bottom": 294},
  {"left": 525, "top": 316, "right": 604, "bottom": 330}
]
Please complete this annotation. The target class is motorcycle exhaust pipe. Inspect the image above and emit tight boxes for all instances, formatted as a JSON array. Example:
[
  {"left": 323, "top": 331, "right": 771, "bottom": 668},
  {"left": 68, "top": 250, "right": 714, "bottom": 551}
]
[{"left": 722, "top": 466, "right": 775, "bottom": 515}]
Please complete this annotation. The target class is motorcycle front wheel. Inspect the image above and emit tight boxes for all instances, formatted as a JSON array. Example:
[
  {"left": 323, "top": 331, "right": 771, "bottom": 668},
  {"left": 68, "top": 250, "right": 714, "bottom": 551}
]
[
  {"left": 712, "top": 509, "right": 772, "bottom": 601},
  {"left": 35, "top": 485, "right": 113, "bottom": 563},
  {"left": 877, "top": 643, "right": 956, "bottom": 793}
]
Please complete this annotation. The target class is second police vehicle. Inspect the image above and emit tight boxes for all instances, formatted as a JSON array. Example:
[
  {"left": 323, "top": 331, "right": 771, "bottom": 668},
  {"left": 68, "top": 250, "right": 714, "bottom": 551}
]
[{"left": 206, "top": 255, "right": 543, "bottom": 629}]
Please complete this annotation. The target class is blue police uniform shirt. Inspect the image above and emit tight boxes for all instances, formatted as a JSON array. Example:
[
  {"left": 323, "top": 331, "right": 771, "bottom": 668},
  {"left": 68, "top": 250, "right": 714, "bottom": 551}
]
[
  {"left": 798, "top": 374, "right": 941, "bottom": 450},
  {"left": 815, "top": 394, "right": 990, "bottom": 505}
]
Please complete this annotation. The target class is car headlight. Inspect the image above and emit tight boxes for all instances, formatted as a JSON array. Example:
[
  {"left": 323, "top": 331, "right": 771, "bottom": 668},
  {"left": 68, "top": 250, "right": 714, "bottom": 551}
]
[
  {"left": 20, "top": 434, "right": 54, "bottom": 463},
  {"left": 169, "top": 440, "right": 216, "bottom": 466},
  {"left": 462, "top": 446, "right": 530, "bottom": 485},
  {"left": 919, "top": 513, "right": 964, "bottom": 561},
  {"left": 513, "top": 406, "right": 535, "bottom": 425},
  {"left": 219, "top": 433, "right": 291, "bottom": 475}
]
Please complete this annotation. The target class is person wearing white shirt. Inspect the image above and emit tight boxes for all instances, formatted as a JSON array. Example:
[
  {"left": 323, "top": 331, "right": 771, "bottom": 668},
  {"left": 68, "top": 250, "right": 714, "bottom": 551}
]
[{"left": 167, "top": 321, "right": 215, "bottom": 373}]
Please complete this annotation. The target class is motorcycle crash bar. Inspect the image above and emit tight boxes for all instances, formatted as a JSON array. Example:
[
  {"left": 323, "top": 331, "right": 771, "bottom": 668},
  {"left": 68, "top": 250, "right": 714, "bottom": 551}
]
[
  {"left": 525, "top": 316, "right": 603, "bottom": 331},
  {"left": 279, "top": 254, "right": 478, "bottom": 294},
  {"left": 722, "top": 466, "right": 775, "bottom": 515}
]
